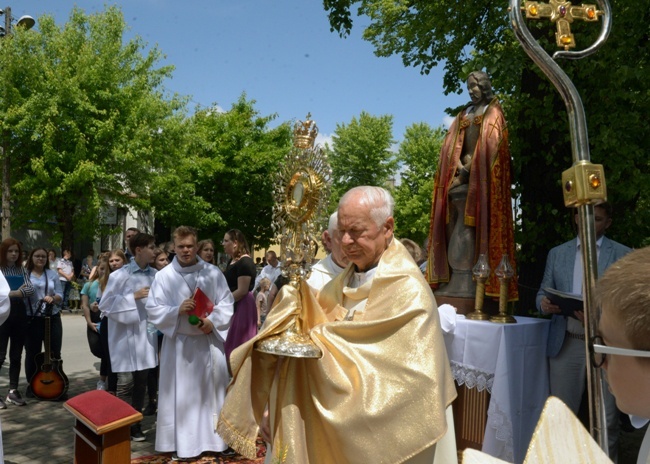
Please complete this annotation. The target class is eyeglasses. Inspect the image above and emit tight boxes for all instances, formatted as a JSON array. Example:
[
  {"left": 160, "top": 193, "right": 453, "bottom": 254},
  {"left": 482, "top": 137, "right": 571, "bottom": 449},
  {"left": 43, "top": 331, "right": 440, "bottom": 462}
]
[
  {"left": 589, "top": 335, "right": 650, "bottom": 368},
  {"left": 33, "top": 255, "right": 48, "bottom": 259}
]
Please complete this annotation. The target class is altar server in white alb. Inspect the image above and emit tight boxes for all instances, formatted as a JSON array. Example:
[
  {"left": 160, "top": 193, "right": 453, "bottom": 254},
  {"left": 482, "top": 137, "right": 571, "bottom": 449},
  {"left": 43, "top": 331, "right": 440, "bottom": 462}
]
[
  {"left": 146, "top": 226, "right": 235, "bottom": 460},
  {"left": 99, "top": 232, "right": 158, "bottom": 441},
  {"left": 306, "top": 211, "right": 349, "bottom": 292}
]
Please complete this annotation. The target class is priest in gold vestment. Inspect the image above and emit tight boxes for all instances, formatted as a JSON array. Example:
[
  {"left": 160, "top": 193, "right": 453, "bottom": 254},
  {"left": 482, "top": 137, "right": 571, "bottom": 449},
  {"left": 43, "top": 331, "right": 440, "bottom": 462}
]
[{"left": 218, "top": 186, "right": 456, "bottom": 463}]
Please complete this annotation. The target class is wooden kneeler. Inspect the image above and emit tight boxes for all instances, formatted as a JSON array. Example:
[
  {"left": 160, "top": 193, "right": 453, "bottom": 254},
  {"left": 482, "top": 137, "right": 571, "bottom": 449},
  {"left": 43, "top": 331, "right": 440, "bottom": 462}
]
[{"left": 64, "top": 390, "right": 143, "bottom": 464}]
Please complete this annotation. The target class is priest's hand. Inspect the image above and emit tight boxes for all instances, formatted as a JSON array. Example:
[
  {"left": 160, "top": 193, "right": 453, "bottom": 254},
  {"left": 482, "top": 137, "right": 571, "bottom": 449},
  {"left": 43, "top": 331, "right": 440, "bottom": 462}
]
[
  {"left": 573, "top": 310, "right": 585, "bottom": 324},
  {"left": 540, "top": 297, "right": 561, "bottom": 315},
  {"left": 197, "top": 317, "right": 213, "bottom": 334},
  {"left": 178, "top": 298, "right": 196, "bottom": 314}
]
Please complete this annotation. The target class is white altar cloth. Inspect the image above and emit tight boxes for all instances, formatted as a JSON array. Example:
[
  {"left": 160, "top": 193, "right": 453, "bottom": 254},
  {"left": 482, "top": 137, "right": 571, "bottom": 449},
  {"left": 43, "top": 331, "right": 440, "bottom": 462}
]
[{"left": 444, "top": 315, "right": 550, "bottom": 463}]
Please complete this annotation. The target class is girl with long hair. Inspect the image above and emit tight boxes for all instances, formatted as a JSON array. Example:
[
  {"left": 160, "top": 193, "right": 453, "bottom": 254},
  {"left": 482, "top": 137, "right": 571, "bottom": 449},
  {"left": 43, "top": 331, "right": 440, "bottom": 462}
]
[
  {"left": 152, "top": 247, "right": 169, "bottom": 271},
  {"left": 198, "top": 239, "right": 216, "bottom": 265},
  {"left": 25, "top": 248, "right": 64, "bottom": 398},
  {"left": 0, "top": 238, "right": 35, "bottom": 407}
]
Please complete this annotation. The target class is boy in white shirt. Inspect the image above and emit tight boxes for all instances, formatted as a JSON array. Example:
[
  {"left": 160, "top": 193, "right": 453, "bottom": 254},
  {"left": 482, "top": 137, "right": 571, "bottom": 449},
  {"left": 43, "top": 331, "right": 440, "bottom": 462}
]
[{"left": 99, "top": 233, "right": 158, "bottom": 441}]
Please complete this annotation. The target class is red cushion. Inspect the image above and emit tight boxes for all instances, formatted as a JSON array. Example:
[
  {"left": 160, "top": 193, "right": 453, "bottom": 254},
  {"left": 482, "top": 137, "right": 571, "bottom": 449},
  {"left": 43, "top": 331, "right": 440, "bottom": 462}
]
[{"left": 65, "top": 390, "right": 139, "bottom": 427}]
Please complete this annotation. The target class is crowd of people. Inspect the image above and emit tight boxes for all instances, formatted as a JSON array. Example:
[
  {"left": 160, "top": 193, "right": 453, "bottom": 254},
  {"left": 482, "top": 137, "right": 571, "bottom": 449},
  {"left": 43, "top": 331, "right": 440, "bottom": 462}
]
[
  {"left": 0, "top": 225, "right": 285, "bottom": 457},
  {"left": 0, "top": 186, "right": 646, "bottom": 463}
]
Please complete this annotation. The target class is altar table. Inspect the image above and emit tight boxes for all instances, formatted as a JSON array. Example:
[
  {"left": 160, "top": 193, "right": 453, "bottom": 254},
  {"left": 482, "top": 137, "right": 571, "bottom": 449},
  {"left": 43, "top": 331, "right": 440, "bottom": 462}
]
[{"left": 444, "top": 315, "right": 550, "bottom": 463}]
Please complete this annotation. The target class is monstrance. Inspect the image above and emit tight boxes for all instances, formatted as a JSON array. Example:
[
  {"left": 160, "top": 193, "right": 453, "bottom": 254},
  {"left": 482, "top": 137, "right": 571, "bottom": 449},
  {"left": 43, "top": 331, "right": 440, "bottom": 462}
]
[{"left": 254, "top": 114, "right": 330, "bottom": 358}]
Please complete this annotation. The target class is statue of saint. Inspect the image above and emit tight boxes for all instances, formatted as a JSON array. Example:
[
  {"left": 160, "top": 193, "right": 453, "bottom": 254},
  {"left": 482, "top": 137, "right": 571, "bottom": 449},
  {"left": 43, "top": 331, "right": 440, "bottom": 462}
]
[{"left": 426, "top": 71, "right": 518, "bottom": 302}]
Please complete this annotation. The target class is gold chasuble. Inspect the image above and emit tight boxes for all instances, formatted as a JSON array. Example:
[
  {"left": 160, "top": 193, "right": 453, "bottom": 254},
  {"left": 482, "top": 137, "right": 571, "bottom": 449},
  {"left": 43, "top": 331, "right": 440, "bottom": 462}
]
[
  {"left": 218, "top": 239, "right": 456, "bottom": 463},
  {"left": 427, "top": 98, "right": 518, "bottom": 300}
]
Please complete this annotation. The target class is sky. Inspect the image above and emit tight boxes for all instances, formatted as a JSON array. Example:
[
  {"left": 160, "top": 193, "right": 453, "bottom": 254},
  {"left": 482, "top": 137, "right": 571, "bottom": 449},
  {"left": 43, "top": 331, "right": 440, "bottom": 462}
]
[{"left": 16, "top": 1, "right": 469, "bottom": 146}]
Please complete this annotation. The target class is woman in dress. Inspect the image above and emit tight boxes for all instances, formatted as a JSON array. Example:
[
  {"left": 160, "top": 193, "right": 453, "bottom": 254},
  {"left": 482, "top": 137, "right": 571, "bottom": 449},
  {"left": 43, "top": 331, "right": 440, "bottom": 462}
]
[
  {"left": 222, "top": 229, "right": 258, "bottom": 366},
  {"left": 24, "top": 248, "right": 64, "bottom": 398},
  {"left": 198, "top": 239, "right": 216, "bottom": 265},
  {"left": 0, "top": 238, "right": 35, "bottom": 407}
]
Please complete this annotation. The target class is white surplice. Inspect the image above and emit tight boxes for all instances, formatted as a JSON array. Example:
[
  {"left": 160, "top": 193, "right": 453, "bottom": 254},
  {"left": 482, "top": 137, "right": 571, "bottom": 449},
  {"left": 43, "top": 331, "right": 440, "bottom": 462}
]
[
  {"left": 99, "top": 261, "right": 158, "bottom": 373},
  {"left": 146, "top": 257, "right": 234, "bottom": 459},
  {"left": 306, "top": 254, "right": 345, "bottom": 292}
]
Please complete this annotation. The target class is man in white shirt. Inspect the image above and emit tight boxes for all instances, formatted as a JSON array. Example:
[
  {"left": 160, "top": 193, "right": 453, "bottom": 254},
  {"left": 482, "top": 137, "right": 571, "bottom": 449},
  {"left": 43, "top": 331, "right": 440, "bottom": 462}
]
[
  {"left": 254, "top": 251, "right": 282, "bottom": 292},
  {"left": 57, "top": 249, "right": 75, "bottom": 311},
  {"left": 100, "top": 232, "right": 158, "bottom": 441},
  {"left": 306, "top": 212, "right": 349, "bottom": 292}
]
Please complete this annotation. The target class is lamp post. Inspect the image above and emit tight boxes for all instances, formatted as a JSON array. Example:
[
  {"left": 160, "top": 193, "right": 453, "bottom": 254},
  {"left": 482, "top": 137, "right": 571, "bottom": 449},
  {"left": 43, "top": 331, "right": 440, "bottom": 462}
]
[{"left": 0, "top": 7, "right": 35, "bottom": 239}]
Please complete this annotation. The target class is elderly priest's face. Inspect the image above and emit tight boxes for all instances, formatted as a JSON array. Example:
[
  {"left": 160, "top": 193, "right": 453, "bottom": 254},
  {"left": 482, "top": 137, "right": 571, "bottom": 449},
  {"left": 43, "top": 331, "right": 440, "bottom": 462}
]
[{"left": 337, "top": 191, "right": 394, "bottom": 272}]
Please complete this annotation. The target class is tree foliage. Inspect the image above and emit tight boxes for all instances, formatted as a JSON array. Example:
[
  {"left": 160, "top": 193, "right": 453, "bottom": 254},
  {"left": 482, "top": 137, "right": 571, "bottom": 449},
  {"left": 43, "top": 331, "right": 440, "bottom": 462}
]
[
  {"left": 151, "top": 95, "right": 293, "bottom": 249},
  {"left": 2, "top": 6, "right": 183, "bottom": 249},
  {"left": 327, "top": 111, "right": 397, "bottom": 207},
  {"left": 323, "top": 0, "right": 650, "bottom": 310},
  {"left": 393, "top": 123, "right": 444, "bottom": 245}
]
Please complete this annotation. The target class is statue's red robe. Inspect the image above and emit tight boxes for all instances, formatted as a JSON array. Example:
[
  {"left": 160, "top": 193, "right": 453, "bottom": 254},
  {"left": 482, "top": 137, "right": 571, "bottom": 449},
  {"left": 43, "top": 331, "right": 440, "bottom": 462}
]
[{"left": 427, "top": 98, "right": 518, "bottom": 300}]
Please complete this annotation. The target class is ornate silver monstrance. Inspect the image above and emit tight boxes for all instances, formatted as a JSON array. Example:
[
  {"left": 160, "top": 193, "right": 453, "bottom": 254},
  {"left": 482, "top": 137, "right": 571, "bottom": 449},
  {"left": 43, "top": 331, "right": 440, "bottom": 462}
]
[
  {"left": 510, "top": 0, "right": 611, "bottom": 450},
  {"left": 255, "top": 114, "right": 331, "bottom": 358}
]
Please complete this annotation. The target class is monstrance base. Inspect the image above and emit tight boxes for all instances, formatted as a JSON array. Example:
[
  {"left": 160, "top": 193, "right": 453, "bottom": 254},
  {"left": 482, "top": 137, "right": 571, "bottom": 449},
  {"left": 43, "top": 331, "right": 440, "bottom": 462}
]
[{"left": 255, "top": 331, "right": 322, "bottom": 358}]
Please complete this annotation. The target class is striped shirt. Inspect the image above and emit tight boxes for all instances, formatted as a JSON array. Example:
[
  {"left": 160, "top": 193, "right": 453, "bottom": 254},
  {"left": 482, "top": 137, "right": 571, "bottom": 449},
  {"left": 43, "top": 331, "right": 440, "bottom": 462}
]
[{"left": 1, "top": 265, "right": 35, "bottom": 297}]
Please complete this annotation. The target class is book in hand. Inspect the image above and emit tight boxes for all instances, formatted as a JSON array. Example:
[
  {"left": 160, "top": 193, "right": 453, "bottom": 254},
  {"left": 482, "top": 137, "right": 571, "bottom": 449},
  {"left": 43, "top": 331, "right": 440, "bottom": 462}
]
[
  {"left": 188, "top": 287, "right": 214, "bottom": 325},
  {"left": 543, "top": 287, "right": 583, "bottom": 318},
  {"left": 5, "top": 275, "right": 24, "bottom": 291}
]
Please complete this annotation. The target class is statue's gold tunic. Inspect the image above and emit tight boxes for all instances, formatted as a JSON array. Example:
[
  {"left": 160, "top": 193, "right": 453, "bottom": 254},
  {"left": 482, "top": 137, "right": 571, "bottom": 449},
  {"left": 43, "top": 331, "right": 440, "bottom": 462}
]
[{"left": 218, "top": 239, "right": 456, "bottom": 463}]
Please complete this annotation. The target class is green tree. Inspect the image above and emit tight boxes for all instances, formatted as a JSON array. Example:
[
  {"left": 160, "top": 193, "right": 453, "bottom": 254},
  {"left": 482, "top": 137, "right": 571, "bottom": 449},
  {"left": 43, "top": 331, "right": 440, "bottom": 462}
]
[
  {"left": 152, "top": 95, "right": 293, "bottom": 249},
  {"left": 323, "top": 1, "right": 650, "bottom": 310},
  {"left": 327, "top": 111, "right": 397, "bottom": 206},
  {"left": 393, "top": 123, "right": 444, "bottom": 245},
  {"left": 4, "top": 6, "right": 184, "bottom": 249},
  {"left": 0, "top": 9, "right": 47, "bottom": 239}
]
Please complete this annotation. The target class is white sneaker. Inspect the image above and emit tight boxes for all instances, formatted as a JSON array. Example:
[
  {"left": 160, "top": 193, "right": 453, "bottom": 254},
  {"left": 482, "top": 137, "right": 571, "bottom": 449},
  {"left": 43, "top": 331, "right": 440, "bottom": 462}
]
[{"left": 96, "top": 380, "right": 106, "bottom": 391}]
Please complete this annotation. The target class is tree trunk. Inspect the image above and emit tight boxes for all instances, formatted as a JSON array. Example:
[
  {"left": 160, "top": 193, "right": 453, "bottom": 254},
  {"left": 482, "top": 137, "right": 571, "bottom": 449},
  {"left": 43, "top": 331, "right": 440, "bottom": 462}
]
[
  {"left": 1, "top": 139, "right": 10, "bottom": 240},
  {"left": 59, "top": 202, "right": 76, "bottom": 253},
  {"left": 515, "top": 65, "right": 573, "bottom": 315}
]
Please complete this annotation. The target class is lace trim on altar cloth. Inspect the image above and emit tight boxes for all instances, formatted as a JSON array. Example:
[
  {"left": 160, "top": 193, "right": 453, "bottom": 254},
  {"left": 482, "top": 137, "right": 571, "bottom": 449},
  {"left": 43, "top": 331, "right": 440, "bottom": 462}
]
[
  {"left": 487, "top": 399, "right": 514, "bottom": 462},
  {"left": 450, "top": 361, "right": 494, "bottom": 393}
]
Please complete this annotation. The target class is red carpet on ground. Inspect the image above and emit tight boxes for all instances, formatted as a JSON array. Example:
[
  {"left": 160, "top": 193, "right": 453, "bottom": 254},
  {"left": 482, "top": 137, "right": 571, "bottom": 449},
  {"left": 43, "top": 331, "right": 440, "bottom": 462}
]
[{"left": 131, "top": 440, "right": 266, "bottom": 464}]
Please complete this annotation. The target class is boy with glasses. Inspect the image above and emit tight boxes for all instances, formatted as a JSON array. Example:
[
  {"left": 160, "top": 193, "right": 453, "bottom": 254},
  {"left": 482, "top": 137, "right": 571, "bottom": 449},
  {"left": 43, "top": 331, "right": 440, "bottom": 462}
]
[{"left": 595, "top": 246, "right": 650, "bottom": 464}]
